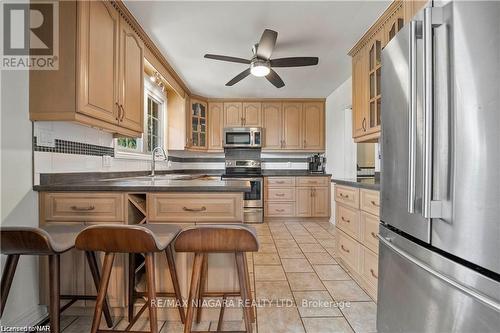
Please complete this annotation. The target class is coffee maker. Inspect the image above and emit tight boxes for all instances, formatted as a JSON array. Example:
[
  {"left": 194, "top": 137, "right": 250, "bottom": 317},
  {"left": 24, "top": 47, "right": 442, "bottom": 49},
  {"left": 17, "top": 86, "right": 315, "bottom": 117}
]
[{"left": 308, "top": 154, "right": 326, "bottom": 173}]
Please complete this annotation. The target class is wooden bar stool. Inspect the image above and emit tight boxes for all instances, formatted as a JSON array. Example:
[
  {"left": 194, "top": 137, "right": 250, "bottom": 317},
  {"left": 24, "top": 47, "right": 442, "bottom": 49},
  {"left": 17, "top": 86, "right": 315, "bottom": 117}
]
[
  {"left": 75, "top": 224, "right": 183, "bottom": 333},
  {"left": 0, "top": 225, "right": 113, "bottom": 333},
  {"left": 174, "top": 225, "right": 259, "bottom": 333}
]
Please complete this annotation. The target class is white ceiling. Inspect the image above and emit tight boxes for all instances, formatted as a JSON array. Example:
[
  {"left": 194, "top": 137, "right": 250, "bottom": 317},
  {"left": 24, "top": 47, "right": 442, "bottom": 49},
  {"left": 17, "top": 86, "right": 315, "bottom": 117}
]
[{"left": 124, "top": 1, "right": 390, "bottom": 98}]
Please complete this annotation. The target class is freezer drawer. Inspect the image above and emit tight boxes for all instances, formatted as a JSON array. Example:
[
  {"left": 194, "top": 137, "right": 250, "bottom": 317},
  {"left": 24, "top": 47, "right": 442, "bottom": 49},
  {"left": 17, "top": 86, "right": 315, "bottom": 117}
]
[{"left": 377, "top": 225, "right": 500, "bottom": 333}]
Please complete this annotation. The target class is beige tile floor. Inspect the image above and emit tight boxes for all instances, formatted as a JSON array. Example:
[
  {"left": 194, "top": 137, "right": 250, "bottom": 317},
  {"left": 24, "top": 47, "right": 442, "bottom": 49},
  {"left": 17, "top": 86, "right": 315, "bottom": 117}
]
[{"left": 61, "top": 221, "right": 377, "bottom": 333}]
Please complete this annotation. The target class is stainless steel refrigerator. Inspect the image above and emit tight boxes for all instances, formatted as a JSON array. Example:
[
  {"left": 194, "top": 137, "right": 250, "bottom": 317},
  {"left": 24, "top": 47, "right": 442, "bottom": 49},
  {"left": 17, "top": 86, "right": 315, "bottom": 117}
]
[{"left": 378, "top": 1, "right": 500, "bottom": 332}]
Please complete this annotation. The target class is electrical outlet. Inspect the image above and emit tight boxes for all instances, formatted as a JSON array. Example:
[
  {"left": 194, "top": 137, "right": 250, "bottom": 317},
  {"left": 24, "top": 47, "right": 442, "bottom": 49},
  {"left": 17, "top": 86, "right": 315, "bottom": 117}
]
[
  {"left": 37, "top": 130, "right": 55, "bottom": 148},
  {"left": 102, "top": 155, "right": 112, "bottom": 167},
  {"left": 287, "top": 162, "right": 292, "bottom": 168}
]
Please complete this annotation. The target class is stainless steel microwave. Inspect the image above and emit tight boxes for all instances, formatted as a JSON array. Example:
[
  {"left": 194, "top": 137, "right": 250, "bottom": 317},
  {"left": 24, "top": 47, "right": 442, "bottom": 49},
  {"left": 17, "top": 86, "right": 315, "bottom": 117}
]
[{"left": 223, "top": 127, "right": 262, "bottom": 148}]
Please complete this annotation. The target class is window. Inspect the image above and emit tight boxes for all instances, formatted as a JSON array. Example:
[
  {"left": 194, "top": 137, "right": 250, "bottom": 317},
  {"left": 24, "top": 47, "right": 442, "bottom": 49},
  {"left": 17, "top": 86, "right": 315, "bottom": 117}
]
[{"left": 115, "top": 79, "right": 167, "bottom": 158}]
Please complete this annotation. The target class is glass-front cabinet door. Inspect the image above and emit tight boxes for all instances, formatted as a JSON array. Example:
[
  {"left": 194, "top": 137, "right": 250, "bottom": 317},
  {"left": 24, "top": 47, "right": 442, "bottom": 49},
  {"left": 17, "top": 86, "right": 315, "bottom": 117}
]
[
  {"left": 368, "top": 31, "right": 382, "bottom": 132},
  {"left": 189, "top": 99, "right": 208, "bottom": 149}
]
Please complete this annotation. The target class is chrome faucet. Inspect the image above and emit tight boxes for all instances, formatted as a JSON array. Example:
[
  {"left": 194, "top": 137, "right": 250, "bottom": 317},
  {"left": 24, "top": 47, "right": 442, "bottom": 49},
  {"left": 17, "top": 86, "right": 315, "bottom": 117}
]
[{"left": 150, "top": 146, "right": 167, "bottom": 176}]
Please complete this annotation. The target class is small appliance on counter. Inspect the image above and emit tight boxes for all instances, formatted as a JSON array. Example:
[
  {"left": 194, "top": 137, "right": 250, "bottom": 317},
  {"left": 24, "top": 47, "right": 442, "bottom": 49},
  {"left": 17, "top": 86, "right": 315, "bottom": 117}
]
[{"left": 308, "top": 154, "right": 326, "bottom": 173}]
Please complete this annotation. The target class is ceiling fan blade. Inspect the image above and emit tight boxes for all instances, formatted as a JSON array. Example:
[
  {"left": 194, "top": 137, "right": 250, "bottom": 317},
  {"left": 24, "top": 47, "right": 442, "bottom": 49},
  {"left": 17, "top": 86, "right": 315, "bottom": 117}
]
[
  {"left": 270, "top": 57, "right": 319, "bottom": 67},
  {"left": 204, "top": 54, "right": 251, "bottom": 64},
  {"left": 265, "top": 69, "right": 285, "bottom": 88},
  {"left": 226, "top": 68, "right": 252, "bottom": 86},
  {"left": 256, "top": 29, "right": 278, "bottom": 60}
]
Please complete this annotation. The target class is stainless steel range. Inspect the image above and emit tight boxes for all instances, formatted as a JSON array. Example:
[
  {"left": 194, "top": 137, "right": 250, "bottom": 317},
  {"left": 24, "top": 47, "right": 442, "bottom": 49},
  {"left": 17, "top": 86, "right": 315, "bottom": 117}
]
[{"left": 222, "top": 148, "right": 263, "bottom": 223}]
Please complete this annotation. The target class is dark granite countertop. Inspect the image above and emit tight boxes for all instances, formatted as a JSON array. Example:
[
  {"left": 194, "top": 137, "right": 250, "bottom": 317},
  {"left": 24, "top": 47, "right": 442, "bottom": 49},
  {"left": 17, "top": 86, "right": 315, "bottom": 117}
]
[
  {"left": 261, "top": 170, "right": 331, "bottom": 177},
  {"left": 33, "top": 174, "right": 251, "bottom": 192},
  {"left": 332, "top": 177, "right": 380, "bottom": 191}
]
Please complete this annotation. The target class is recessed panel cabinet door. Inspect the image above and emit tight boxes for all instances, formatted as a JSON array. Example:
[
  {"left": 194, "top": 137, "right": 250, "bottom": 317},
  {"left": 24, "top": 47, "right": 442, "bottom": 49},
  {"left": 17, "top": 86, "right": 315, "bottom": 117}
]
[
  {"left": 262, "top": 102, "right": 282, "bottom": 149},
  {"left": 296, "top": 187, "right": 312, "bottom": 217},
  {"left": 242, "top": 102, "right": 262, "bottom": 126},
  {"left": 208, "top": 102, "right": 223, "bottom": 150},
  {"left": 283, "top": 102, "right": 303, "bottom": 149},
  {"left": 312, "top": 187, "right": 330, "bottom": 217},
  {"left": 223, "top": 102, "right": 243, "bottom": 127},
  {"left": 352, "top": 47, "right": 368, "bottom": 138},
  {"left": 77, "top": 1, "right": 119, "bottom": 124},
  {"left": 303, "top": 102, "right": 325, "bottom": 150},
  {"left": 118, "top": 17, "right": 144, "bottom": 133}
]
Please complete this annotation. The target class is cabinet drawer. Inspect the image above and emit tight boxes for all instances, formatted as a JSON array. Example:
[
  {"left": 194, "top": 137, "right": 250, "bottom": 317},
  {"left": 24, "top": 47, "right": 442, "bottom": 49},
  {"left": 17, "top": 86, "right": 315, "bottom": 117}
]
[
  {"left": 42, "top": 193, "right": 124, "bottom": 222},
  {"left": 361, "top": 247, "right": 378, "bottom": 289},
  {"left": 334, "top": 185, "right": 359, "bottom": 209},
  {"left": 360, "top": 189, "right": 380, "bottom": 216},
  {"left": 336, "top": 204, "right": 361, "bottom": 240},
  {"left": 148, "top": 193, "right": 243, "bottom": 222},
  {"left": 361, "top": 212, "right": 379, "bottom": 253},
  {"left": 264, "top": 202, "right": 295, "bottom": 217},
  {"left": 336, "top": 229, "right": 360, "bottom": 272},
  {"left": 265, "top": 177, "right": 295, "bottom": 187},
  {"left": 296, "top": 176, "right": 330, "bottom": 187},
  {"left": 266, "top": 188, "right": 295, "bottom": 201}
]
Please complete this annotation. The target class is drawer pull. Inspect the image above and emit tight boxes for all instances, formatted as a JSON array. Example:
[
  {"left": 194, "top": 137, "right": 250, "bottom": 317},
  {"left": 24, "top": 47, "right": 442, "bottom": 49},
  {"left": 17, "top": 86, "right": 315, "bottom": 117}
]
[
  {"left": 341, "top": 216, "right": 350, "bottom": 223},
  {"left": 341, "top": 245, "right": 350, "bottom": 253},
  {"left": 70, "top": 205, "right": 95, "bottom": 211},
  {"left": 339, "top": 193, "right": 349, "bottom": 199},
  {"left": 276, "top": 181, "right": 285, "bottom": 184},
  {"left": 275, "top": 209, "right": 285, "bottom": 212},
  {"left": 370, "top": 200, "right": 380, "bottom": 207},
  {"left": 275, "top": 193, "right": 285, "bottom": 197},
  {"left": 371, "top": 232, "right": 378, "bottom": 239},
  {"left": 370, "top": 269, "right": 378, "bottom": 279},
  {"left": 182, "top": 206, "right": 207, "bottom": 212}
]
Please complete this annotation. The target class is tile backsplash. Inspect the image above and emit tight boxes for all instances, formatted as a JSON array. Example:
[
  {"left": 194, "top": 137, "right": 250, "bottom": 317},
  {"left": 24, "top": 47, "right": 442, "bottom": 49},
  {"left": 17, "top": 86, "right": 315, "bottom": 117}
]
[{"left": 33, "top": 121, "right": 313, "bottom": 185}]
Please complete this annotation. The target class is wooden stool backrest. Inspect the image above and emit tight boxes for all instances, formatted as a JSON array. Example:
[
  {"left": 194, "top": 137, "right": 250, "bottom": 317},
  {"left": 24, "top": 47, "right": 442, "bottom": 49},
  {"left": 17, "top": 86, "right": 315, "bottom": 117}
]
[
  {"left": 76, "top": 225, "right": 162, "bottom": 253},
  {"left": 174, "top": 225, "right": 259, "bottom": 253},
  {"left": 0, "top": 227, "right": 54, "bottom": 255}
]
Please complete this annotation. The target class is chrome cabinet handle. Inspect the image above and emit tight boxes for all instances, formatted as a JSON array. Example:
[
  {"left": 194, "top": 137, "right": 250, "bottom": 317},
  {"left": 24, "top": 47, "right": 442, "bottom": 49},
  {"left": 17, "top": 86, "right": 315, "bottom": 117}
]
[
  {"left": 341, "top": 245, "right": 350, "bottom": 253},
  {"left": 183, "top": 206, "right": 207, "bottom": 212},
  {"left": 71, "top": 205, "right": 95, "bottom": 211}
]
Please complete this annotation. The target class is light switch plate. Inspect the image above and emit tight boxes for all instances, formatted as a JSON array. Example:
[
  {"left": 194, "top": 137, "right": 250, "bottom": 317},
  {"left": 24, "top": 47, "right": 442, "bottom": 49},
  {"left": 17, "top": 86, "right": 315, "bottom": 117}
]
[
  {"left": 102, "top": 155, "right": 112, "bottom": 167},
  {"left": 37, "top": 130, "right": 55, "bottom": 148}
]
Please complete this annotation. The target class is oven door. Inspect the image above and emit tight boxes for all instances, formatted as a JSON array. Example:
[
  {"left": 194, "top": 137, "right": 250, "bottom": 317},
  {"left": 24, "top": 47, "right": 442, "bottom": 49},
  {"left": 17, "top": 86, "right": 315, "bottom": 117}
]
[{"left": 243, "top": 178, "right": 263, "bottom": 208}]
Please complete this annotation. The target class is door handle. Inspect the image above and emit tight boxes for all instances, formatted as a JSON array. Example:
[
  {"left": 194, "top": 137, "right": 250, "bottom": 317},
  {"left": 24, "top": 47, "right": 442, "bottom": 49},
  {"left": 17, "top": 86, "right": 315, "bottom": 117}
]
[
  {"left": 183, "top": 206, "right": 207, "bottom": 212},
  {"left": 71, "top": 205, "right": 95, "bottom": 211},
  {"left": 362, "top": 117, "right": 366, "bottom": 131},
  {"left": 341, "top": 216, "right": 350, "bottom": 223},
  {"left": 408, "top": 20, "right": 418, "bottom": 214},
  {"left": 422, "top": 7, "right": 444, "bottom": 218},
  {"left": 340, "top": 245, "right": 350, "bottom": 253},
  {"left": 115, "top": 102, "right": 120, "bottom": 120},
  {"left": 379, "top": 235, "right": 500, "bottom": 312},
  {"left": 370, "top": 269, "right": 378, "bottom": 279}
]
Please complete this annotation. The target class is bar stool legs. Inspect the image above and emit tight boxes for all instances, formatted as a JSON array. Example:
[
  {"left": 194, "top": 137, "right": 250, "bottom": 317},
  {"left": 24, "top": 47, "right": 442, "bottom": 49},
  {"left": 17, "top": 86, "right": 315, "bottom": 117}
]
[
  {"left": 86, "top": 252, "right": 113, "bottom": 327},
  {"left": 165, "top": 246, "right": 186, "bottom": 323},
  {"left": 91, "top": 253, "right": 115, "bottom": 333},
  {"left": 48, "top": 255, "right": 60, "bottom": 333},
  {"left": 195, "top": 254, "right": 208, "bottom": 324},
  {"left": 0, "top": 254, "right": 20, "bottom": 318},
  {"left": 184, "top": 253, "right": 204, "bottom": 333},
  {"left": 235, "top": 253, "right": 253, "bottom": 333}
]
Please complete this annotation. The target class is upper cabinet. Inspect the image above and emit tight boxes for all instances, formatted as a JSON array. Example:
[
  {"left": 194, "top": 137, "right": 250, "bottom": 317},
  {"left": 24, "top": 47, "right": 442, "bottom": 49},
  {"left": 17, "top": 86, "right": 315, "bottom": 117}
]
[
  {"left": 187, "top": 99, "right": 208, "bottom": 150},
  {"left": 29, "top": 1, "right": 144, "bottom": 138},
  {"left": 349, "top": 0, "right": 425, "bottom": 143},
  {"left": 282, "top": 102, "right": 303, "bottom": 150},
  {"left": 262, "top": 102, "right": 283, "bottom": 150},
  {"left": 223, "top": 102, "right": 262, "bottom": 127},
  {"left": 208, "top": 102, "right": 223, "bottom": 151},
  {"left": 303, "top": 102, "right": 325, "bottom": 150}
]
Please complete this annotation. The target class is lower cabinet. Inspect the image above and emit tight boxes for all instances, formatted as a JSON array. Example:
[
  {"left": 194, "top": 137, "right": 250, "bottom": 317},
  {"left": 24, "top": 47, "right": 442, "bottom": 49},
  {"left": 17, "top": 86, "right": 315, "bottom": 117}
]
[
  {"left": 264, "top": 176, "right": 331, "bottom": 218},
  {"left": 334, "top": 185, "right": 380, "bottom": 301}
]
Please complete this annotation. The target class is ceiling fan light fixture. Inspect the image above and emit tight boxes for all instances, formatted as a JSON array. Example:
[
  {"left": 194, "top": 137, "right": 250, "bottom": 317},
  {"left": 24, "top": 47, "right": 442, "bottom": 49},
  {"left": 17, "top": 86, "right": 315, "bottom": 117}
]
[{"left": 250, "top": 60, "right": 270, "bottom": 77}]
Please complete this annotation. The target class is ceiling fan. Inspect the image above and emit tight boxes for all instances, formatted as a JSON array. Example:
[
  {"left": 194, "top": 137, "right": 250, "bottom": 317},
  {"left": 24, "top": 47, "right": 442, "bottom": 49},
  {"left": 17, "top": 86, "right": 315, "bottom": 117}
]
[{"left": 204, "top": 29, "right": 319, "bottom": 88}]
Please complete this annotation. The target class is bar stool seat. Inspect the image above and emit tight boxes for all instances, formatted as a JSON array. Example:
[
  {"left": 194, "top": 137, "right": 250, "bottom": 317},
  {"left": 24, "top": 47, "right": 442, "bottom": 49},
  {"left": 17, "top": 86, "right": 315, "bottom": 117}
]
[
  {"left": 76, "top": 224, "right": 184, "bottom": 333},
  {"left": 0, "top": 225, "right": 113, "bottom": 333},
  {"left": 174, "top": 224, "right": 259, "bottom": 333}
]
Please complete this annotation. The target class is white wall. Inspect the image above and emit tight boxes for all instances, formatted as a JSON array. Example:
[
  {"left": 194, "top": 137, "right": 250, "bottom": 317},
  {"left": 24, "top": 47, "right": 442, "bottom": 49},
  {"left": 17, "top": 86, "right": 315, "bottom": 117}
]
[
  {"left": 325, "top": 77, "right": 357, "bottom": 179},
  {"left": 1, "top": 71, "right": 46, "bottom": 326}
]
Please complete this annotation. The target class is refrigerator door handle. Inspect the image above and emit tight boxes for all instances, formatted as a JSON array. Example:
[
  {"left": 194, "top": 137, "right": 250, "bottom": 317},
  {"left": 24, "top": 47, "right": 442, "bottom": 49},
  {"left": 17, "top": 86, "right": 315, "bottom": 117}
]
[
  {"left": 422, "top": 7, "right": 445, "bottom": 218},
  {"left": 407, "top": 20, "right": 418, "bottom": 214},
  {"left": 379, "top": 235, "right": 500, "bottom": 312}
]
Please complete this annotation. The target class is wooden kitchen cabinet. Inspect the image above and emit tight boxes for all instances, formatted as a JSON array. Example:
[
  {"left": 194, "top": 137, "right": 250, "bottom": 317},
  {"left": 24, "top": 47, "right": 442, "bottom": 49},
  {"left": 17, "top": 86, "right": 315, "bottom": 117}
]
[
  {"left": 352, "top": 45, "right": 369, "bottom": 138},
  {"left": 223, "top": 102, "right": 243, "bottom": 127},
  {"left": 296, "top": 186, "right": 330, "bottom": 217},
  {"left": 30, "top": 1, "right": 144, "bottom": 138},
  {"left": 262, "top": 102, "right": 283, "bottom": 149},
  {"left": 282, "top": 102, "right": 303, "bottom": 150},
  {"left": 303, "top": 102, "right": 325, "bottom": 150},
  {"left": 208, "top": 102, "right": 224, "bottom": 151},
  {"left": 367, "top": 29, "right": 383, "bottom": 133},
  {"left": 384, "top": 2, "right": 405, "bottom": 46},
  {"left": 188, "top": 99, "right": 208, "bottom": 149},
  {"left": 118, "top": 16, "right": 144, "bottom": 132},
  {"left": 296, "top": 187, "right": 313, "bottom": 217},
  {"left": 242, "top": 102, "right": 262, "bottom": 126}
]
